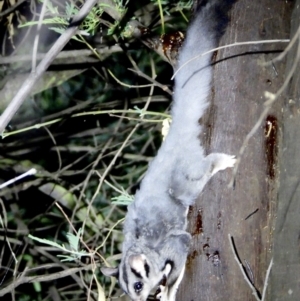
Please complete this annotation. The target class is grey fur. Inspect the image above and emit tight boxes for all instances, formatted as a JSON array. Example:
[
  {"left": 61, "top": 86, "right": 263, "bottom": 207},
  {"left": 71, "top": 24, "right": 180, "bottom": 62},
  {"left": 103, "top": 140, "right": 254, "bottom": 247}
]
[{"left": 102, "top": 1, "right": 236, "bottom": 300}]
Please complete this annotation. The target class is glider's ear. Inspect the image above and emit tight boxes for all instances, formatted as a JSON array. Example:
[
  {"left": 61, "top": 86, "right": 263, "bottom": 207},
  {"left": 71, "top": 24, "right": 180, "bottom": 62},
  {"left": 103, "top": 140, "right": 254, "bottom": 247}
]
[{"left": 101, "top": 266, "right": 119, "bottom": 278}]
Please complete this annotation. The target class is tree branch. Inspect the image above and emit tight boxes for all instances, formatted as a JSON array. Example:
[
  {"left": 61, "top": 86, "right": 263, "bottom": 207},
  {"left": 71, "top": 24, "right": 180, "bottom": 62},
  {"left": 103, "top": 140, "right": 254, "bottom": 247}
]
[
  {"left": 0, "top": 0, "right": 27, "bottom": 18},
  {"left": 0, "top": 264, "right": 95, "bottom": 297},
  {"left": 0, "top": 0, "right": 100, "bottom": 133},
  {"left": 0, "top": 46, "right": 122, "bottom": 65}
]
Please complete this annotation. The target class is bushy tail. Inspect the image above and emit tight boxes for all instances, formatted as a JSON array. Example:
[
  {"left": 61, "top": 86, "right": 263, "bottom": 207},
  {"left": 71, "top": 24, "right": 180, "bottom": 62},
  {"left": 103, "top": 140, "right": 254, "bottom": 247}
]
[
  {"left": 168, "top": 0, "right": 235, "bottom": 146},
  {"left": 139, "top": 1, "right": 236, "bottom": 192}
]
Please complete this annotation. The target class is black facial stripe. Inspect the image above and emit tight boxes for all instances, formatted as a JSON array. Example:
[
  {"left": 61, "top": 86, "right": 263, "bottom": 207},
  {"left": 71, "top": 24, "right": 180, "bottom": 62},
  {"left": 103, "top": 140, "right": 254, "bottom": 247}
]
[
  {"left": 122, "top": 263, "right": 129, "bottom": 293},
  {"left": 135, "top": 226, "right": 140, "bottom": 239},
  {"left": 144, "top": 262, "right": 150, "bottom": 278},
  {"left": 130, "top": 268, "right": 143, "bottom": 279}
]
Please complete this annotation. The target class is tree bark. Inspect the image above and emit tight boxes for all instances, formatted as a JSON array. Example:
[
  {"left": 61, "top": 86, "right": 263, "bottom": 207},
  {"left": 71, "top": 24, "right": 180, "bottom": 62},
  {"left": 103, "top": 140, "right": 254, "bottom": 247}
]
[
  {"left": 178, "top": 0, "right": 293, "bottom": 300},
  {"left": 269, "top": 1, "right": 300, "bottom": 300}
]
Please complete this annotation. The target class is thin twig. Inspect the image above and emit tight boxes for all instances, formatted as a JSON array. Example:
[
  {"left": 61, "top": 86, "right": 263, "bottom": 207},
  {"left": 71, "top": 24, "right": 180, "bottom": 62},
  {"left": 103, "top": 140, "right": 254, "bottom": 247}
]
[
  {"left": 228, "top": 234, "right": 261, "bottom": 301},
  {"left": 109, "top": 114, "right": 164, "bottom": 123},
  {"left": 2, "top": 109, "right": 170, "bottom": 139},
  {"left": 32, "top": 0, "right": 48, "bottom": 71},
  {"left": 262, "top": 24, "right": 300, "bottom": 65},
  {"left": 0, "top": 168, "right": 37, "bottom": 190},
  {"left": 0, "top": 265, "right": 95, "bottom": 297},
  {"left": 261, "top": 258, "right": 273, "bottom": 301},
  {"left": 71, "top": 136, "right": 116, "bottom": 234},
  {"left": 128, "top": 68, "right": 173, "bottom": 95},
  {"left": 0, "top": 216, "right": 18, "bottom": 278},
  {"left": 43, "top": 127, "right": 62, "bottom": 173},
  {"left": 96, "top": 217, "right": 125, "bottom": 251},
  {"left": 108, "top": 69, "right": 155, "bottom": 88},
  {"left": 229, "top": 35, "right": 300, "bottom": 187},
  {"left": 172, "top": 39, "right": 289, "bottom": 80},
  {"left": 0, "top": 0, "right": 27, "bottom": 18},
  {"left": 0, "top": 46, "right": 122, "bottom": 64},
  {"left": 54, "top": 202, "right": 104, "bottom": 260},
  {"left": 244, "top": 259, "right": 255, "bottom": 284},
  {"left": 229, "top": 234, "right": 274, "bottom": 301},
  {"left": 0, "top": 0, "right": 100, "bottom": 133}
]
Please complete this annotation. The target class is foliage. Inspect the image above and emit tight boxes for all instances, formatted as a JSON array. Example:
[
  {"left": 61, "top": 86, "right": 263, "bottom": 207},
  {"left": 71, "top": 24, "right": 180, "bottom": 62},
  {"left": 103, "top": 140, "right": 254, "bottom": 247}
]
[
  {"left": 29, "top": 228, "right": 88, "bottom": 262},
  {"left": 19, "top": 0, "right": 110, "bottom": 41},
  {"left": 0, "top": 0, "right": 191, "bottom": 300}
]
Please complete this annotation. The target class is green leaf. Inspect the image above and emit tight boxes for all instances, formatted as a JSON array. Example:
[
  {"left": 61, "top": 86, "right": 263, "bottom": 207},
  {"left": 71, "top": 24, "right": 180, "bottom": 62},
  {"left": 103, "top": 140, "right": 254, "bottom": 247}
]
[
  {"left": 28, "top": 230, "right": 88, "bottom": 263},
  {"left": 111, "top": 193, "right": 134, "bottom": 205},
  {"left": 66, "top": 228, "right": 83, "bottom": 251},
  {"left": 28, "top": 234, "right": 65, "bottom": 249}
]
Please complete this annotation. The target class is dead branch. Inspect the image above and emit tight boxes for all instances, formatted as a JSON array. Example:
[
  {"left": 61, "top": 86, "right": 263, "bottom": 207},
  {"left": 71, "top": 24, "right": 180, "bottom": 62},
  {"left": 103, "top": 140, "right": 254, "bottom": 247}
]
[{"left": 0, "top": 0, "right": 100, "bottom": 133}]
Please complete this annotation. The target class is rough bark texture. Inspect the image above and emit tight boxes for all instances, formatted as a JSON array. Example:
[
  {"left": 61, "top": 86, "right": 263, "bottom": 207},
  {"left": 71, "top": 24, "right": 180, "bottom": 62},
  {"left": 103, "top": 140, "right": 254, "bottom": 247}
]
[
  {"left": 178, "top": 0, "right": 294, "bottom": 300},
  {"left": 269, "top": 1, "right": 300, "bottom": 300}
]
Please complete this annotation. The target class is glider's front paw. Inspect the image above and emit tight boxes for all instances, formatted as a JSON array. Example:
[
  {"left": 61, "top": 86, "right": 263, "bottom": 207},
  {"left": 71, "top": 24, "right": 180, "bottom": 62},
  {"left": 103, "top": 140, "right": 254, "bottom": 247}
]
[
  {"left": 156, "top": 285, "right": 168, "bottom": 301},
  {"left": 208, "top": 153, "right": 236, "bottom": 175}
]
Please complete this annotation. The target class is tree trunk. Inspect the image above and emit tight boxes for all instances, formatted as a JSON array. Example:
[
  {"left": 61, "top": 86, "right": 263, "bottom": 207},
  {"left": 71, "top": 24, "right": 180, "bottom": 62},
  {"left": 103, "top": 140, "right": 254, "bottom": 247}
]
[
  {"left": 269, "top": 1, "right": 300, "bottom": 300},
  {"left": 178, "top": 0, "right": 294, "bottom": 300}
]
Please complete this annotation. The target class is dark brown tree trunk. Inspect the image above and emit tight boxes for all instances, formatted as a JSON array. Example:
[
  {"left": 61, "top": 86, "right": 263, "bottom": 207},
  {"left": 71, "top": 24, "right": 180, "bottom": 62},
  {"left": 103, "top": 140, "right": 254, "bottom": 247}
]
[{"left": 178, "top": 0, "right": 295, "bottom": 300}]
